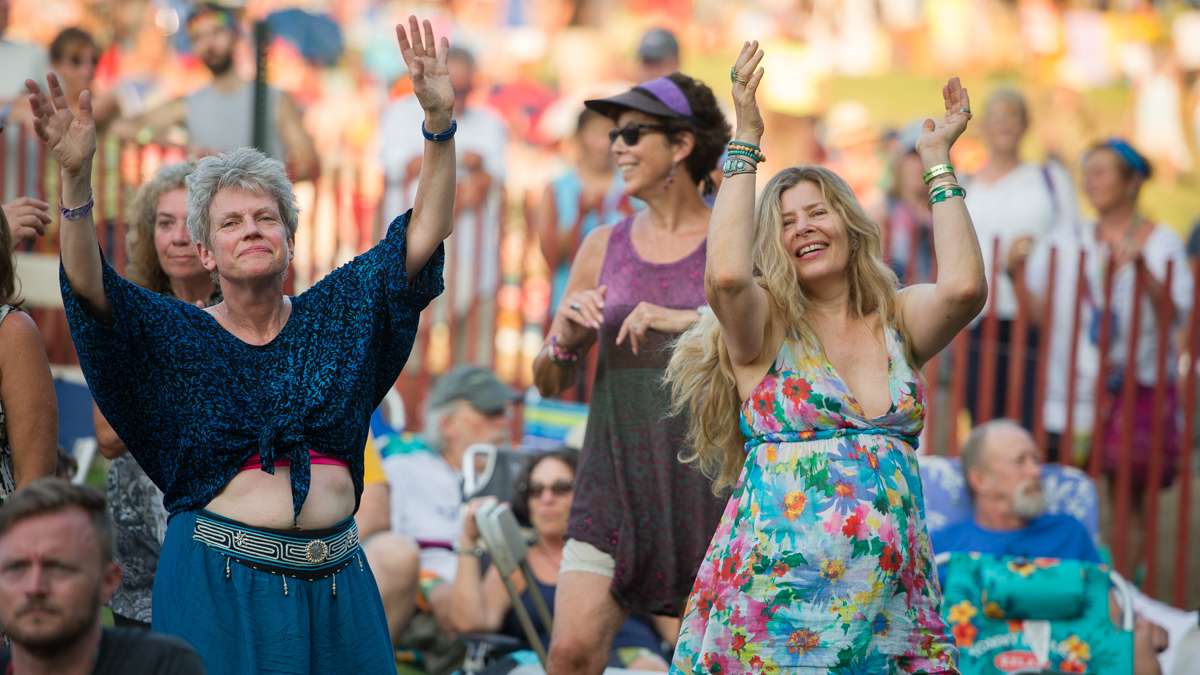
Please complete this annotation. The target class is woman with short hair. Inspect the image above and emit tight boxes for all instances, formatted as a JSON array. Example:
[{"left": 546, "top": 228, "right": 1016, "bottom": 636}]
[
  {"left": 448, "top": 449, "right": 669, "bottom": 671},
  {"left": 27, "top": 16, "right": 454, "bottom": 673}
]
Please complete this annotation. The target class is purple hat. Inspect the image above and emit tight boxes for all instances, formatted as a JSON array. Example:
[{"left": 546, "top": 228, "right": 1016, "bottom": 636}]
[{"left": 584, "top": 76, "right": 692, "bottom": 122}]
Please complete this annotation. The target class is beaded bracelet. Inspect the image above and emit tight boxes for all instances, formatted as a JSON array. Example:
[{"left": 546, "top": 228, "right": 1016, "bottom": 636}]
[
  {"left": 726, "top": 149, "right": 761, "bottom": 162},
  {"left": 928, "top": 185, "right": 967, "bottom": 206},
  {"left": 548, "top": 335, "right": 580, "bottom": 364},
  {"left": 922, "top": 163, "right": 955, "bottom": 184},
  {"left": 727, "top": 141, "right": 766, "bottom": 163}
]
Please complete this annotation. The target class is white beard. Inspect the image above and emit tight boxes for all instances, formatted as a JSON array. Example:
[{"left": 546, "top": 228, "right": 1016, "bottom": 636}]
[{"left": 1012, "top": 479, "right": 1046, "bottom": 521}]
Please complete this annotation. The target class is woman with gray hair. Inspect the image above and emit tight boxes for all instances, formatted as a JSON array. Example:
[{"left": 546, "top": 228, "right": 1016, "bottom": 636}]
[{"left": 25, "top": 16, "right": 455, "bottom": 674}]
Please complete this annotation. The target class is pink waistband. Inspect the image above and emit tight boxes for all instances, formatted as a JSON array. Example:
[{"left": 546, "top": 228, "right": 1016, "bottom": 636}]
[{"left": 239, "top": 450, "right": 350, "bottom": 472}]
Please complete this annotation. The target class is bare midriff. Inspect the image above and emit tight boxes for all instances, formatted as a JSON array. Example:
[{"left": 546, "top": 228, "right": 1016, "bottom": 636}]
[{"left": 205, "top": 463, "right": 357, "bottom": 530}]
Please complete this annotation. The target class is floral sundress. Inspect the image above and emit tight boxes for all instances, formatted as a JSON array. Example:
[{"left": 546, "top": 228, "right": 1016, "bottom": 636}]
[{"left": 672, "top": 327, "right": 958, "bottom": 674}]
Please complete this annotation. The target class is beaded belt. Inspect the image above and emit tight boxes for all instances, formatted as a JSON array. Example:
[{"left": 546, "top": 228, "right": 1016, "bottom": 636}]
[{"left": 192, "top": 511, "right": 362, "bottom": 588}]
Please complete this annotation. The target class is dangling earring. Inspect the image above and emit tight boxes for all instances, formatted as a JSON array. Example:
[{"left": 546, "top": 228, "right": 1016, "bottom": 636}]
[{"left": 663, "top": 161, "right": 677, "bottom": 190}]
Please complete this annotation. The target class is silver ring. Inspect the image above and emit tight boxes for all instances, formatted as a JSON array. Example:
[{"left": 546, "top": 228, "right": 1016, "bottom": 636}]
[
  {"left": 960, "top": 107, "right": 971, "bottom": 114},
  {"left": 569, "top": 303, "right": 580, "bottom": 311}
]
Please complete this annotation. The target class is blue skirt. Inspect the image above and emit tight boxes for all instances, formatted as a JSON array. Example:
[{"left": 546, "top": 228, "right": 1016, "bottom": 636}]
[{"left": 152, "top": 510, "right": 394, "bottom": 675}]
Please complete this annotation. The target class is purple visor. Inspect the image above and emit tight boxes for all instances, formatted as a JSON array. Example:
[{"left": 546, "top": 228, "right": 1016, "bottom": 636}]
[{"left": 584, "top": 76, "right": 692, "bottom": 121}]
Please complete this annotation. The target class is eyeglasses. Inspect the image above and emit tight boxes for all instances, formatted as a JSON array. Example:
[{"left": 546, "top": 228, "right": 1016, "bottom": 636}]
[
  {"left": 526, "top": 480, "right": 574, "bottom": 498},
  {"left": 608, "top": 123, "right": 670, "bottom": 146}
]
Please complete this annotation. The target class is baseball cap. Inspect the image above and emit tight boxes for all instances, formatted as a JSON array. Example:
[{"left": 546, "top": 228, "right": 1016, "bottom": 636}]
[
  {"left": 637, "top": 28, "right": 679, "bottom": 65},
  {"left": 427, "top": 366, "right": 519, "bottom": 416}
]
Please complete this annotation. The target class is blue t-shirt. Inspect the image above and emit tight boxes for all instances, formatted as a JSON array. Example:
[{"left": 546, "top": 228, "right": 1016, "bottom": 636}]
[{"left": 931, "top": 513, "right": 1101, "bottom": 578}]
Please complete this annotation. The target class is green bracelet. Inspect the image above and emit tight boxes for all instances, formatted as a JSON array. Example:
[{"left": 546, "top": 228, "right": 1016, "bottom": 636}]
[
  {"left": 726, "top": 149, "right": 760, "bottom": 161},
  {"left": 922, "top": 163, "right": 955, "bottom": 184},
  {"left": 928, "top": 185, "right": 967, "bottom": 205}
]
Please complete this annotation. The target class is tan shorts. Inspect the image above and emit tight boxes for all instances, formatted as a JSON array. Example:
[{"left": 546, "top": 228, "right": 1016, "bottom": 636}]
[{"left": 560, "top": 538, "right": 616, "bottom": 578}]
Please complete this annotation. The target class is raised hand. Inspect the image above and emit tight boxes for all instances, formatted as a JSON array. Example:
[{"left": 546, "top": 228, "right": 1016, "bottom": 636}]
[
  {"left": 730, "top": 41, "right": 766, "bottom": 143},
  {"left": 395, "top": 16, "right": 454, "bottom": 125},
  {"left": 2, "top": 197, "right": 52, "bottom": 247},
  {"left": 916, "top": 77, "right": 971, "bottom": 161},
  {"left": 25, "top": 74, "right": 96, "bottom": 175}
]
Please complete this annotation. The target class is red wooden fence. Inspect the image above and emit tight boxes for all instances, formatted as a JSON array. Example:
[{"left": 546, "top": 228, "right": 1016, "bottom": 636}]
[{"left": 6, "top": 134, "right": 1198, "bottom": 606}]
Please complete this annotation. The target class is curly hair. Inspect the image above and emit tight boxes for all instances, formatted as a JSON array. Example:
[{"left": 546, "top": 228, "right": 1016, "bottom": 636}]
[
  {"left": 664, "top": 73, "right": 730, "bottom": 194},
  {"left": 125, "top": 162, "right": 195, "bottom": 293}
]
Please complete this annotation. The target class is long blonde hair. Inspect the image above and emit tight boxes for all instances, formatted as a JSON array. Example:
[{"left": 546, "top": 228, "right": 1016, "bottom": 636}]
[{"left": 665, "top": 166, "right": 907, "bottom": 492}]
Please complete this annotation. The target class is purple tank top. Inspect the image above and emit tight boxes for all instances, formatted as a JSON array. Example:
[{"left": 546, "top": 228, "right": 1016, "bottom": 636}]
[
  {"left": 567, "top": 215, "right": 725, "bottom": 616},
  {"left": 596, "top": 217, "right": 707, "bottom": 365}
]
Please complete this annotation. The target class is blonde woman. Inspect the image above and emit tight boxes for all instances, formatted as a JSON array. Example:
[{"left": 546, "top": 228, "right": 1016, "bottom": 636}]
[{"left": 666, "top": 43, "right": 985, "bottom": 672}]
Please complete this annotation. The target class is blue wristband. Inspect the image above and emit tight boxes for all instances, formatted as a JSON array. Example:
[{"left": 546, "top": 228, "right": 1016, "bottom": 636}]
[{"left": 421, "top": 120, "right": 457, "bottom": 143}]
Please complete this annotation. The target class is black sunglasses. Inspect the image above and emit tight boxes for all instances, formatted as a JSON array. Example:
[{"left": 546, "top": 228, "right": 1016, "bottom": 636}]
[
  {"left": 609, "top": 123, "right": 671, "bottom": 146},
  {"left": 526, "top": 480, "right": 574, "bottom": 498}
]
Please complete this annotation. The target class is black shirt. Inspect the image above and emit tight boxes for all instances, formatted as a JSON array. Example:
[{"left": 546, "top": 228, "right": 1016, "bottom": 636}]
[{"left": 0, "top": 628, "right": 205, "bottom": 674}]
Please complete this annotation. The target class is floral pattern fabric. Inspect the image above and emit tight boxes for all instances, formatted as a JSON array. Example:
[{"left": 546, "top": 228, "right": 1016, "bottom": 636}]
[
  {"left": 672, "top": 328, "right": 958, "bottom": 674},
  {"left": 939, "top": 553, "right": 1131, "bottom": 674}
]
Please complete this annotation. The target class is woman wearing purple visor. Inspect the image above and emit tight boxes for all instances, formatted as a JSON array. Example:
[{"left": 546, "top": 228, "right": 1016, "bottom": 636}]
[{"left": 532, "top": 74, "right": 730, "bottom": 672}]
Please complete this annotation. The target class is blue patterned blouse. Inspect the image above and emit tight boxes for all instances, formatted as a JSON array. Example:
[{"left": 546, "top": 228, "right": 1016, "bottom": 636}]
[{"left": 61, "top": 211, "right": 444, "bottom": 519}]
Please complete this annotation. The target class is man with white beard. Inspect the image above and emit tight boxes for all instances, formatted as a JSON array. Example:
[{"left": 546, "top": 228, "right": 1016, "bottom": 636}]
[
  {"left": 932, "top": 419, "right": 1099, "bottom": 562},
  {"left": 932, "top": 419, "right": 1181, "bottom": 675}
]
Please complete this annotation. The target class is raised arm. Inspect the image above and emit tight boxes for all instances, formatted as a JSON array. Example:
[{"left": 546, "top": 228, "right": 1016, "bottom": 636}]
[
  {"left": 107, "top": 97, "right": 187, "bottom": 143},
  {"left": 706, "top": 42, "right": 770, "bottom": 366},
  {"left": 897, "top": 78, "right": 987, "bottom": 366},
  {"left": 26, "top": 74, "right": 107, "bottom": 318},
  {"left": 276, "top": 93, "right": 318, "bottom": 182},
  {"left": 394, "top": 16, "right": 456, "bottom": 277}
]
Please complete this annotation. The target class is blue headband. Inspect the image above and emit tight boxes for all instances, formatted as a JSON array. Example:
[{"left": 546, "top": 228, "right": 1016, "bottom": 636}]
[{"left": 1101, "top": 138, "right": 1152, "bottom": 179}]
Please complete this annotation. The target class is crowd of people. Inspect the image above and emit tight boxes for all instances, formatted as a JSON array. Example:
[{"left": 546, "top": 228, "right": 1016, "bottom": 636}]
[{"left": 1, "top": 1, "right": 1200, "bottom": 675}]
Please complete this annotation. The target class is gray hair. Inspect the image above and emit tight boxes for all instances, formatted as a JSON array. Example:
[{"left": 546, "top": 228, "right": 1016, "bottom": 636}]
[
  {"left": 185, "top": 147, "right": 299, "bottom": 248},
  {"left": 960, "top": 418, "right": 1027, "bottom": 500},
  {"left": 422, "top": 400, "right": 464, "bottom": 454}
]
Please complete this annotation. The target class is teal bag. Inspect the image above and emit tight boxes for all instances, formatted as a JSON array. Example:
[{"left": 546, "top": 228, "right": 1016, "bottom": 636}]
[{"left": 940, "top": 552, "right": 1134, "bottom": 674}]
